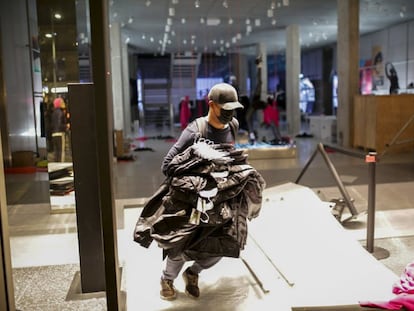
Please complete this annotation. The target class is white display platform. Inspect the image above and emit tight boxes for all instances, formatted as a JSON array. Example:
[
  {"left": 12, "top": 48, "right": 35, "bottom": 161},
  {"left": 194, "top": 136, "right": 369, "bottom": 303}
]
[
  {"left": 245, "top": 182, "right": 398, "bottom": 309},
  {"left": 308, "top": 115, "right": 337, "bottom": 142}
]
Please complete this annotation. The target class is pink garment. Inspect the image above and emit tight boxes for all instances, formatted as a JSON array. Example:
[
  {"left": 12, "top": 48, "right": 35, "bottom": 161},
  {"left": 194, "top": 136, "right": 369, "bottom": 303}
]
[
  {"left": 360, "top": 262, "right": 414, "bottom": 311},
  {"left": 180, "top": 96, "right": 191, "bottom": 130},
  {"left": 263, "top": 100, "right": 279, "bottom": 126}
]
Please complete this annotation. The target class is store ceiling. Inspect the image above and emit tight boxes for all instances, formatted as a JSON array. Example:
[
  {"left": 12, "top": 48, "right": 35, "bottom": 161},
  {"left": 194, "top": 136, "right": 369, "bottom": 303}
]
[{"left": 109, "top": 0, "right": 414, "bottom": 55}]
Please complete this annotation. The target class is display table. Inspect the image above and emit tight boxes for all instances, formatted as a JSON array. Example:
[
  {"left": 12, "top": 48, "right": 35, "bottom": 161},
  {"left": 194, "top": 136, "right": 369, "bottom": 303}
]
[
  {"left": 48, "top": 162, "right": 75, "bottom": 213},
  {"left": 353, "top": 94, "right": 414, "bottom": 154},
  {"left": 308, "top": 115, "right": 337, "bottom": 142}
]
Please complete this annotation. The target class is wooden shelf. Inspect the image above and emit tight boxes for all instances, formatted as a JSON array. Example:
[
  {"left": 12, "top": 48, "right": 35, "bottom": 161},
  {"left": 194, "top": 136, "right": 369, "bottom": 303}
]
[{"left": 353, "top": 94, "right": 414, "bottom": 153}]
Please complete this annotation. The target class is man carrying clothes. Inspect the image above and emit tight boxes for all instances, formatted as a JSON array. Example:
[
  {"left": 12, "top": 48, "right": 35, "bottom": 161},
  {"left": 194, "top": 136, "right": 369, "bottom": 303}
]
[{"left": 159, "top": 82, "right": 244, "bottom": 300}]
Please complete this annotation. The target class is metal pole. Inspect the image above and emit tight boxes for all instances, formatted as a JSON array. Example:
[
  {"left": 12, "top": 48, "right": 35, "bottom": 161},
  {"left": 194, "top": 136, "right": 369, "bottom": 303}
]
[
  {"left": 365, "top": 152, "right": 376, "bottom": 253},
  {"left": 89, "top": 0, "right": 122, "bottom": 309},
  {"left": 295, "top": 145, "right": 319, "bottom": 184},
  {"left": 50, "top": 9, "right": 57, "bottom": 94},
  {"left": 317, "top": 143, "right": 358, "bottom": 216}
]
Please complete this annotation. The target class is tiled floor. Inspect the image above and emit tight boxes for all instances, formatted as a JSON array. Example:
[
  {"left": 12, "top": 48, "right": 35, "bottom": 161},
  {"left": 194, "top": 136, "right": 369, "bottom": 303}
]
[{"left": 5, "top": 124, "right": 414, "bottom": 310}]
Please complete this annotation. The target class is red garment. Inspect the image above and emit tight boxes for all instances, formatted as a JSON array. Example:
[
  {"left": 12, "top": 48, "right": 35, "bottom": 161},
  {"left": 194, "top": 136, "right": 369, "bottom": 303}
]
[
  {"left": 180, "top": 96, "right": 191, "bottom": 130},
  {"left": 263, "top": 100, "right": 279, "bottom": 126},
  {"left": 360, "top": 262, "right": 414, "bottom": 310}
]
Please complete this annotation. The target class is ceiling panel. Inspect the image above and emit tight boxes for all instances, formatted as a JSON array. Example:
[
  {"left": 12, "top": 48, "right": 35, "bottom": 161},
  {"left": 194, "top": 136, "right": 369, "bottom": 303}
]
[{"left": 108, "top": 0, "right": 414, "bottom": 55}]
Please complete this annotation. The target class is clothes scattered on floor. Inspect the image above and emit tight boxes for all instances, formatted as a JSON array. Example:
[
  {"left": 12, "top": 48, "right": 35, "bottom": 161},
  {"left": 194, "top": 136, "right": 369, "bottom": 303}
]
[
  {"left": 359, "top": 261, "right": 414, "bottom": 310},
  {"left": 117, "top": 155, "right": 136, "bottom": 162},
  {"left": 136, "top": 135, "right": 175, "bottom": 142},
  {"left": 133, "top": 147, "right": 155, "bottom": 152},
  {"left": 295, "top": 132, "right": 314, "bottom": 138}
]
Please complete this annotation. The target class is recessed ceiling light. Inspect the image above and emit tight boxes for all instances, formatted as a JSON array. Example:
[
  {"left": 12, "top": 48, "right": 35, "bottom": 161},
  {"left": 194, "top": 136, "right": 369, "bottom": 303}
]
[
  {"left": 206, "top": 18, "right": 220, "bottom": 26},
  {"left": 267, "top": 9, "right": 273, "bottom": 18}
]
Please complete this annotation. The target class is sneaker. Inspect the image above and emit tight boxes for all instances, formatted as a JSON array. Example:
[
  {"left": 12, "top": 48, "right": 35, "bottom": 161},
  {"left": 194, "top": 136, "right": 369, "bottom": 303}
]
[
  {"left": 182, "top": 267, "right": 200, "bottom": 298},
  {"left": 160, "top": 278, "right": 177, "bottom": 300}
]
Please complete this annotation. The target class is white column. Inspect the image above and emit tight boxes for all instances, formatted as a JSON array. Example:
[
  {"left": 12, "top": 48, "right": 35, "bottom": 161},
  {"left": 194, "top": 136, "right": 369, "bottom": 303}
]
[
  {"left": 337, "top": 0, "right": 359, "bottom": 147},
  {"left": 109, "top": 22, "right": 124, "bottom": 131},
  {"left": 286, "top": 24, "right": 301, "bottom": 136},
  {"left": 257, "top": 43, "right": 268, "bottom": 100},
  {"left": 121, "top": 40, "right": 131, "bottom": 137},
  {"left": 257, "top": 43, "right": 267, "bottom": 125}
]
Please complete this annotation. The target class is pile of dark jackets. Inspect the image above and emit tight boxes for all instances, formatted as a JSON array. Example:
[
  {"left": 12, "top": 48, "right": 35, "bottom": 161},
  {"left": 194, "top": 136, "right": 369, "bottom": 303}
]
[{"left": 133, "top": 140, "right": 266, "bottom": 260}]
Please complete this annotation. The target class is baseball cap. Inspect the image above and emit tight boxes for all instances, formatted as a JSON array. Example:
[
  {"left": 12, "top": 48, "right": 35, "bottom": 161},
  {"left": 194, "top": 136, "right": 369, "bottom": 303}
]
[{"left": 208, "top": 83, "right": 244, "bottom": 110}]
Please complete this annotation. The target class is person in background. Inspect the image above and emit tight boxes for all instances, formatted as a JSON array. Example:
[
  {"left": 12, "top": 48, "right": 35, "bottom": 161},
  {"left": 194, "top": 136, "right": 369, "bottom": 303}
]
[{"left": 50, "top": 97, "right": 67, "bottom": 162}]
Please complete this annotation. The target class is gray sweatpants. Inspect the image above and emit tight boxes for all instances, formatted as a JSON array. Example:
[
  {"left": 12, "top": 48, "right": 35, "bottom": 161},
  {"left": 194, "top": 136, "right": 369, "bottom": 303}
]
[{"left": 162, "top": 255, "right": 222, "bottom": 281}]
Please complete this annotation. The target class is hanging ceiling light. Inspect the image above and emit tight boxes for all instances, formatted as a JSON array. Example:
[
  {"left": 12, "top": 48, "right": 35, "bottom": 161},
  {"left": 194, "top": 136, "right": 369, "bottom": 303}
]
[
  {"left": 194, "top": 0, "right": 200, "bottom": 8},
  {"left": 222, "top": 0, "right": 228, "bottom": 8},
  {"left": 145, "top": 0, "right": 151, "bottom": 7}
]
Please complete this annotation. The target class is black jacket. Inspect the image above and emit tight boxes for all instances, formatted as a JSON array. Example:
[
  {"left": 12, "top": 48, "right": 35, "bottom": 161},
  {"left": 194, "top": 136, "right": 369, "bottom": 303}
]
[{"left": 133, "top": 140, "right": 265, "bottom": 260}]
